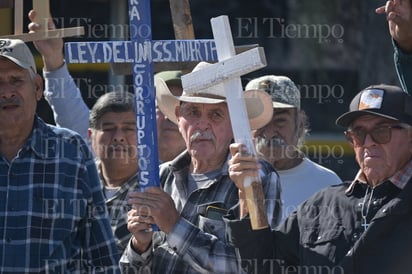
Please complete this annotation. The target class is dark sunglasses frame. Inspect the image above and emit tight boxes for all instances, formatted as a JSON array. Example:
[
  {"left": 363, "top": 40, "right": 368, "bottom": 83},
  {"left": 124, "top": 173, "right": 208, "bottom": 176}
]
[{"left": 345, "top": 124, "right": 410, "bottom": 147}]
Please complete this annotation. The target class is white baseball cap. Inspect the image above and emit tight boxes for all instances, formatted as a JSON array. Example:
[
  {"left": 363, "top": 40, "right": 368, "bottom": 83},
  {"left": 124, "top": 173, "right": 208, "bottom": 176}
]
[{"left": 0, "top": 39, "right": 37, "bottom": 74}]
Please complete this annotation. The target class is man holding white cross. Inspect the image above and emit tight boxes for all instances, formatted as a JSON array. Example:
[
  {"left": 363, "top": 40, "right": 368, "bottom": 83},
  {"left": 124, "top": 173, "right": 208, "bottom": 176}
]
[
  {"left": 120, "top": 61, "right": 281, "bottom": 273},
  {"left": 225, "top": 84, "right": 412, "bottom": 274}
]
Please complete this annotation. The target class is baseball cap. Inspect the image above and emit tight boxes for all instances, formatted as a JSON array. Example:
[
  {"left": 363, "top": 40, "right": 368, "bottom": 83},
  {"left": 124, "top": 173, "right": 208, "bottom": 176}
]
[
  {"left": 155, "top": 62, "right": 273, "bottom": 130},
  {"left": 245, "top": 75, "right": 300, "bottom": 109},
  {"left": 0, "top": 39, "right": 37, "bottom": 74},
  {"left": 336, "top": 84, "right": 412, "bottom": 127},
  {"left": 154, "top": 70, "right": 182, "bottom": 87}
]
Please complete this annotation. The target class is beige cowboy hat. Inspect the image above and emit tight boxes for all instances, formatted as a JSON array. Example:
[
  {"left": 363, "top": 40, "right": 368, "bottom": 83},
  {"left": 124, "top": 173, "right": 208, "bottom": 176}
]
[{"left": 155, "top": 62, "right": 273, "bottom": 130}]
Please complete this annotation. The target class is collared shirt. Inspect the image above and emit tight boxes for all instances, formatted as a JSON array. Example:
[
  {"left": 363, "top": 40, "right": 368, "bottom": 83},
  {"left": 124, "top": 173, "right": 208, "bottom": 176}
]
[
  {"left": 99, "top": 163, "right": 139, "bottom": 253},
  {"left": 120, "top": 150, "right": 281, "bottom": 274},
  {"left": 226, "top": 172, "right": 411, "bottom": 274},
  {"left": 43, "top": 63, "right": 137, "bottom": 258},
  {"left": 347, "top": 159, "right": 412, "bottom": 193},
  {"left": 0, "top": 116, "right": 120, "bottom": 273},
  {"left": 389, "top": 159, "right": 412, "bottom": 189}
]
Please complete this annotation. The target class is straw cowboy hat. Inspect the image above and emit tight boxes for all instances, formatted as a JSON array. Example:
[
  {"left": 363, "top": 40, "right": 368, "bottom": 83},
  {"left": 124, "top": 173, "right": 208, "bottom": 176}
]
[{"left": 155, "top": 62, "right": 273, "bottom": 130}]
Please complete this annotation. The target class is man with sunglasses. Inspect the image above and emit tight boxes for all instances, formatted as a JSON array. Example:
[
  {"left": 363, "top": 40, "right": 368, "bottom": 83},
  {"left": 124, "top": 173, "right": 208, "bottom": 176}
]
[{"left": 225, "top": 84, "right": 412, "bottom": 274}]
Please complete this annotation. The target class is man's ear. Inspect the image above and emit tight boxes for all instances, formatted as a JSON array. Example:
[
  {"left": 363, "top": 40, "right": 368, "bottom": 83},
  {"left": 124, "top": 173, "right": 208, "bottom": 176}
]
[
  {"left": 34, "top": 74, "right": 43, "bottom": 101},
  {"left": 297, "top": 110, "right": 307, "bottom": 131},
  {"left": 296, "top": 109, "right": 308, "bottom": 148},
  {"left": 87, "top": 128, "right": 93, "bottom": 139}
]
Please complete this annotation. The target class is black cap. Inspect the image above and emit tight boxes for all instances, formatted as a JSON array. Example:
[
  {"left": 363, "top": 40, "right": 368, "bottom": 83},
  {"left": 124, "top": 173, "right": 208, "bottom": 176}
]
[{"left": 336, "top": 84, "right": 412, "bottom": 127}]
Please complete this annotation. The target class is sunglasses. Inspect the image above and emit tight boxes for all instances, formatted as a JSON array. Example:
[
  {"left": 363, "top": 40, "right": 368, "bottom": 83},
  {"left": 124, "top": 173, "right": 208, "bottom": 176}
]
[{"left": 345, "top": 124, "right": 410, "bottom": 147}]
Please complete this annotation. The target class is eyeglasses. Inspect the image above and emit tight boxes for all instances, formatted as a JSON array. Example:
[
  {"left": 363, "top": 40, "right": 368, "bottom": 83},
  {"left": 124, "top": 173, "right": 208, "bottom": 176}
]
[{"left": 345, "top": 124, "right": 410, "bottom": 147}]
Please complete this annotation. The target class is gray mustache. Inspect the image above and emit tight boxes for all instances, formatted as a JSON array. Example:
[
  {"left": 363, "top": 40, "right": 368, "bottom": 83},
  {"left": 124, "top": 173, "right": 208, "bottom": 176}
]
[
  {"left": 0, "top": 97, "right": 21, "bottom": 108},
  {"left": 256, "top": 136, "right": 287, "bottom": 147},
  {"left": 190, "top": 131, "right": 215, "bottom": 142}
]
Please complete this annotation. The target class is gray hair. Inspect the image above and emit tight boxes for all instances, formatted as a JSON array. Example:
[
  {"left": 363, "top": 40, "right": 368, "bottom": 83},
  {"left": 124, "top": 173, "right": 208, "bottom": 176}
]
[
  {"left": 296, "top": 109, "right": 309, "bottom": 149},
  {"left": 89, "top": 91, "right": 136, "bottom": 129}
]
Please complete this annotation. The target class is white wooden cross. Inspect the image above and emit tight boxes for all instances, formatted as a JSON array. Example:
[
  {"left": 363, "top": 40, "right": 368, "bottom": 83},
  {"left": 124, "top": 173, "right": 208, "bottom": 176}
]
[
  {"left": 0, "top": 0, "right": 84, "bottom": 42},
  {"left": 181, "top": 15, "right": 269, "bottom": 230}
]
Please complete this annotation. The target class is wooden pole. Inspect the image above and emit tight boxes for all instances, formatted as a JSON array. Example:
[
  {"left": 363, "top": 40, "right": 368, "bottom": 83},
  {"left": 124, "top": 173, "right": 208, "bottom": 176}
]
[
  {"left": 32, "top": 0, "right": 50, "bottom": 32},
  {"left": 169, "top": 0, "right": 195, "bottom": 73},
  {"left": 14, "top": 0, "right": 23, "bottom": 34},
  {"left": 169, "top": 0, "right": 195, "bottom": 40}
]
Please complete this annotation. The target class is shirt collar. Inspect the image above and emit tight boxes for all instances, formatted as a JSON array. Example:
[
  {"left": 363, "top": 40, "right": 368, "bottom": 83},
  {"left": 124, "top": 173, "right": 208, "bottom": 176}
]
[
  {"left": 98, "top": 161, "right": 138, "bottom": 188},
  {"left": 389, "top": 159, "right": 412, "bottom": 189},
  {"left": 28, "top": 116, "right": 54, "bottom": 159},
  {"left": 346, "top": 159, "right": 412, "bottom": 193},
  {"left": 168, "top": 149, "right": 230, "bottom": 175}
]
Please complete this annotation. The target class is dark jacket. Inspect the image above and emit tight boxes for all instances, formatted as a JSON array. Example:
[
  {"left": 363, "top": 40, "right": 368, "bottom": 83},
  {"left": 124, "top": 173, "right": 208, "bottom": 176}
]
[
  {"left": 394, "top": 40, "right": 412, "bottom": 95},
  {"left": 225, "top": 177, "right": 412, "bottom": 274}
]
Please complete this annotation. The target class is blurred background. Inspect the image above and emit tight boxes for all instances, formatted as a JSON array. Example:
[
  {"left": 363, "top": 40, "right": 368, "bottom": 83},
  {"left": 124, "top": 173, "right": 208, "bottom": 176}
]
[{"left": 0, "top": 0, "right": 397, "bottom": 180}]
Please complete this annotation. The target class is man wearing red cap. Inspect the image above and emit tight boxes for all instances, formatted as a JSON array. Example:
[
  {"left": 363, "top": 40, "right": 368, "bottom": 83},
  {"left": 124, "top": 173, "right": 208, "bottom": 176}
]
[{"left": 226, "top": 84, "right": 412, "bottom": 274}]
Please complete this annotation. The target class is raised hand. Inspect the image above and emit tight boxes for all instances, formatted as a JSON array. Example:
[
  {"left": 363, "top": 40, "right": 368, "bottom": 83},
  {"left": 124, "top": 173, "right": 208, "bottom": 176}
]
[
  {"left": 376, "top": 0, "right": 412, "bottom": 52},
  {"left": 28, "top": 9, "right": 64, "bottom": 71}
]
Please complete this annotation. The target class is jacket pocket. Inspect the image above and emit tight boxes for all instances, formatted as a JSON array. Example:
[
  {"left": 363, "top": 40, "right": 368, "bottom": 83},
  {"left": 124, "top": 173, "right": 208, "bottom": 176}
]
[
  {"left": 198, "top": 215, "right": 226, "bottom": 241},
  {"left": 301, "top": 225, "right": 344, "bottom": 264}
]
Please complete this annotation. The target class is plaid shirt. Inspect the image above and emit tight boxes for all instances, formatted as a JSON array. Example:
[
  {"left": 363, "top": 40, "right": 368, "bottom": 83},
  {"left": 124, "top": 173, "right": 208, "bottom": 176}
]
[
  {"left": 348, "top": 159, "right": 412, "bottom": 193},
  {"left": 120, "top": 150, "right": 281, "bottom": 274},
  {"left": 100, "top": 165, "right": 138, "bottom": 253},
  {"left": 0, "top": 117, "right": 120, "bottom": 273},
  {"left": 389, "top": 159, "right": 412, "bottom": 189}
]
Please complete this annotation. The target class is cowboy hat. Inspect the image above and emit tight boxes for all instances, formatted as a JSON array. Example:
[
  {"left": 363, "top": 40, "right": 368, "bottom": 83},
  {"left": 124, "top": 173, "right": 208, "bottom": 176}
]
[{"left": 155, "top": 62, "right": 273, "bottom": 130}]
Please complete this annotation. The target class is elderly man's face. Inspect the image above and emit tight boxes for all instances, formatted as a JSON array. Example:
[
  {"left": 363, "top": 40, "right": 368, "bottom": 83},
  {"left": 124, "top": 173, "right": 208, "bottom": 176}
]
[
  {"left": 348, "top": 115, "right": 412, "bottom": 185},
  {"left": 0, "top": 58, "right": 42, "bottom": 130},
  {"left": 253, "top": 108, "right": 301, "bottom": 163},
  {"left": 176, "top": 102, "right": 233, "bottom": 161}
]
